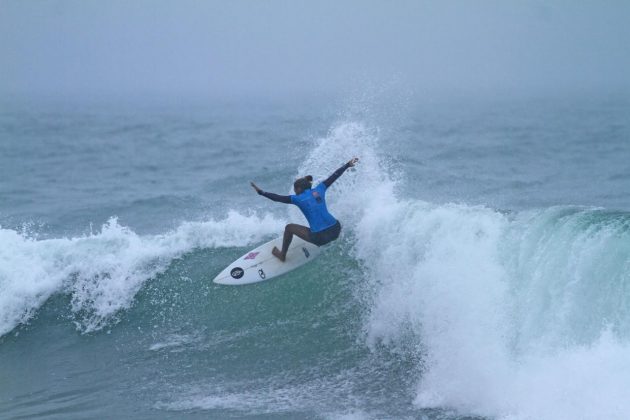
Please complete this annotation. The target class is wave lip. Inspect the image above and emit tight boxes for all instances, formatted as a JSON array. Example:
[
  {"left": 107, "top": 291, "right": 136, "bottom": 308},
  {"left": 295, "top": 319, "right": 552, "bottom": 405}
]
[{"left": 0, "top": 211, "right": 284, "bottom": 336}]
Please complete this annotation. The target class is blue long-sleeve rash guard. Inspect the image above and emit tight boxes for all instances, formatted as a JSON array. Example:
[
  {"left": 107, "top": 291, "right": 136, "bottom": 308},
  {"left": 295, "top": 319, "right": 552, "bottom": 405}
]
[{"left": 258, "top": 162, "right": 351, "bottom": 232}]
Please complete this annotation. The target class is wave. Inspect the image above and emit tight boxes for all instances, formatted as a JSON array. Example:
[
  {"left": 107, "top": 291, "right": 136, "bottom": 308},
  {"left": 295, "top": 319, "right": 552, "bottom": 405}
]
[
  {"left": 3, "top": 120, "right": 630, "bottom": 419},
  {"left": 302, "top": 121, "right": 630, "bottom": 419},
  {"left": 358, "top": 202, "right": 630, "bottom": 420},
  {"left": 0, "top": 211, "right": 284, "bottom": 336}
]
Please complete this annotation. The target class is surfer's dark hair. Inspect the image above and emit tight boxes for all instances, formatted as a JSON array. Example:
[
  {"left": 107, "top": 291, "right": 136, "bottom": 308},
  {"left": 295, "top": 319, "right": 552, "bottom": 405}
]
[{"left": 294, "top": 176, "right": 313, "bottom": 193}]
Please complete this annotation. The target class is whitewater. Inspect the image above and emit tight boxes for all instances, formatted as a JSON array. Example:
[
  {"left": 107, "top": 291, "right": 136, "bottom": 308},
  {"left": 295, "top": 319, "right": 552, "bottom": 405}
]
[{"left": 1, "top": 96, "right": 629, "bottom": 419}]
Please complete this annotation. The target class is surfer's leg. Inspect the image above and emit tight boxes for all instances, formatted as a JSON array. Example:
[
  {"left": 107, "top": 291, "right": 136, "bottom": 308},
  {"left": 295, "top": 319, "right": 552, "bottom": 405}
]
[{"left": 272, "top": 224, "right": 310, "bottom": 262}]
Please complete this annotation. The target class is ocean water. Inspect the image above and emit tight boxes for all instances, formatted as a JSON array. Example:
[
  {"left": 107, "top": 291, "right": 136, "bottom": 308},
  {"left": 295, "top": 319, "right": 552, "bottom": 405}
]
[{"left": 1, "top": 93, "right": 630, "bottom": 419}]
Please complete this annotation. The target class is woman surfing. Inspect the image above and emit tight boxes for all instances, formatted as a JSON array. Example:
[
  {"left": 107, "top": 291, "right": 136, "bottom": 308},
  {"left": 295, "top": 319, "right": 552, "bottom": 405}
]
[{"left": 250, "top": 157, "right": 359, "bottom": 262}]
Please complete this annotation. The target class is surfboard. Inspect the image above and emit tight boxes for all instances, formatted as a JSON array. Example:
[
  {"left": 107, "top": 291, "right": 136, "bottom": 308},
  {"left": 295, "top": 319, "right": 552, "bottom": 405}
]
[{"left": 213, "top": 236, "right": 321, "bottom": 285}]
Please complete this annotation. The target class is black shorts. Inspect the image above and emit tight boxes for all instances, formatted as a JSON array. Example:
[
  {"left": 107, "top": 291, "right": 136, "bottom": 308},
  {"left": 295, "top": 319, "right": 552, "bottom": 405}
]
[{"left": 309, "top": 221, "right": 341, "bottom": 246}]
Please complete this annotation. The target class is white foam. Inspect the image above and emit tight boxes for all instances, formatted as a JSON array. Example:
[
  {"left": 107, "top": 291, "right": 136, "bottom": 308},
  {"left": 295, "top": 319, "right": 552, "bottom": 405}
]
[
  {"left": 359, "top": 194, "right": 630, "bottom": 419},
  {"left": 0, "top": 211, "right": 284, "bottom": 336},
  {"left": 308, "top": 121, "right": 630, "bottom": 420}
]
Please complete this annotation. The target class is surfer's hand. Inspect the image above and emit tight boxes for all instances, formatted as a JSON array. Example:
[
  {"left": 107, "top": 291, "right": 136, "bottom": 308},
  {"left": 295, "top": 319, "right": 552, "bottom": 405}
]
[
  {"left": 347, "top": 157, "right": 359, "bottom": 167},
  {"left": 250, "top": 182, "right": 262, "bottom": 194}
]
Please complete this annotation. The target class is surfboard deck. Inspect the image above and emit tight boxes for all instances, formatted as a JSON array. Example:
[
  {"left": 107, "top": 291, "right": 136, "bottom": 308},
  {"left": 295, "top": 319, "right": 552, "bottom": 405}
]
[{"left": 213, "top": 236, "right": 321, "bottom": 285}]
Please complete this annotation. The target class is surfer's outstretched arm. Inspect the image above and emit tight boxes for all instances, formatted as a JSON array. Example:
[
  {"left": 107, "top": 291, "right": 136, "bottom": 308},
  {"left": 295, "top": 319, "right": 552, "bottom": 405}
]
[
  {"left": 250, "top": 182, "right": 291, "bottom": 204},
  {"left": 323, "top": 157, "right": 359, "bottom": 188},
  {"left": 259, "top": 191, "right": 291, "bottom": 203}
]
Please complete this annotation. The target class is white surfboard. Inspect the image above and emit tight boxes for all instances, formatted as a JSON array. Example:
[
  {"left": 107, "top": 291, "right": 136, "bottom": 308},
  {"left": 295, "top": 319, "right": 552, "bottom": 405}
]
[{"left": 213, "top": 236, "right": 321, "bottom": 285}]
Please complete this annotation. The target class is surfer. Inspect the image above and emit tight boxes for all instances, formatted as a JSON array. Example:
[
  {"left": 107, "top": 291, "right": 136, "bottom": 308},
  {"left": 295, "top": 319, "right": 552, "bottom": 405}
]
[{"left": 250, "top": 157, "right": 359, "bottom": 262}]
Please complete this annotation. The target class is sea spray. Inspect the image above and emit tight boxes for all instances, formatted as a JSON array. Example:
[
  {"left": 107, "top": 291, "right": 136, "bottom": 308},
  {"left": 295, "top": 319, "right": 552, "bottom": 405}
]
[
  {"left": 295, "top": 122, "right": 397, "bottom": 229},
  {"left": 357, "top": 202, "right": 513, "bottom": 415}
]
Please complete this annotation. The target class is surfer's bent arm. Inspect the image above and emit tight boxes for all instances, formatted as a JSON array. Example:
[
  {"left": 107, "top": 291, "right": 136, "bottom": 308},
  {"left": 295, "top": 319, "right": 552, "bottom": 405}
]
[
  {"left": 258, "top": 190, "right": 292, "bottom": 204},
  {"left": 323, "top": 162, "right": 352, "bottom": 188}
]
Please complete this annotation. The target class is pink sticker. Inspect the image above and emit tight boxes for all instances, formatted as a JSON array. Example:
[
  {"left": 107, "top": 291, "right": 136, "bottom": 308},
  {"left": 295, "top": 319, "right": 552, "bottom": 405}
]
[{"left": 244, "top": 252, "right": 260, "bottom": 260}]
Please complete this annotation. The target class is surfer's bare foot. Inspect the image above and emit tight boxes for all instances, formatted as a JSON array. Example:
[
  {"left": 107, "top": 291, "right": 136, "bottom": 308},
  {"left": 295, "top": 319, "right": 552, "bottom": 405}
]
[{"left": 272, "top": 246, "right": 286, "bottom": 262}]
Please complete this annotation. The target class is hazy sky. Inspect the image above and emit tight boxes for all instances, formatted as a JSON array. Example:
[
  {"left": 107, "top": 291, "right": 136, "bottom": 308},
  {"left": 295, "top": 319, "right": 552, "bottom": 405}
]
[{"left": 1, "top": 0, "right": 629, "bottom": 98}]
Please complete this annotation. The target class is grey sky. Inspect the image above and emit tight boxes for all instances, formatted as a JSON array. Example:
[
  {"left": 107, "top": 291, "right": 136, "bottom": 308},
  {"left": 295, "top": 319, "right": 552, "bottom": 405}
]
[{"left": 1, "top": 0, "right": 629, "bottom": 98}]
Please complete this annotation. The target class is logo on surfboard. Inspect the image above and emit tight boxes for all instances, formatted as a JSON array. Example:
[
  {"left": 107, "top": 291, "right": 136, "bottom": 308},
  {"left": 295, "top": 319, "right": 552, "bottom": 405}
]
[
  {"left": 244, "top": 252, "right": 259, "bottom": 260},
  {"left": 302, "top": 247, "right": 310, "bottom": 258},
  {"left": 230, "top": 267, "right": 244, "bottom": 279}
]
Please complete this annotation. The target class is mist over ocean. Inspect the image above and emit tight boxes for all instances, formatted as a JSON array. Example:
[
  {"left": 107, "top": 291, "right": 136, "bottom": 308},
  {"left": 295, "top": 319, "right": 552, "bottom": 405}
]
[{"left": 1, "top": 93, "right": 629, "bottom": 419}]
